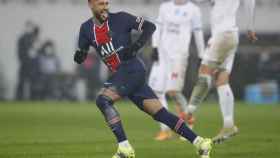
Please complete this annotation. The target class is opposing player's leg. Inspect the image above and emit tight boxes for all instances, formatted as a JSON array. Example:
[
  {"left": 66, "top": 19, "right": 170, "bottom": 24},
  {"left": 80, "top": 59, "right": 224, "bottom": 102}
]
[
  {"left": 128, "top": 85, "right": 213, "bottom": 158},
  {"left": 213, "top": 71, "right": 239, "bottom": 144},
  {"left": 186, "top": 63, "right": 215, "bottom": 118},
  {"left": 213, "top": 49, "right": 239, "bottom": 144},
  {"left": 186, "top": 32, "right": 239, "bottom": 127}
]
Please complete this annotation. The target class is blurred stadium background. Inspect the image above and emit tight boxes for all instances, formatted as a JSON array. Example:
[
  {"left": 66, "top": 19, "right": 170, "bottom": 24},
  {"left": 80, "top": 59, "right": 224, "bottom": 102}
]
[{"left": 0, "top": 0, "right": 279, "bottom": 158}]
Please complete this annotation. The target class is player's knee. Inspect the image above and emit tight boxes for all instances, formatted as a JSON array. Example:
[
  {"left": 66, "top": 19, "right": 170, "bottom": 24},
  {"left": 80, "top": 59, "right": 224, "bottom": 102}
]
[
  {"left": 96, "top": 95, "right": 114, "bottom": 112},
  {"left": 200, "top": 62, "right": 218, "bottom": 75},
  {"left": 216, "top": 78, "right": 229, "bottom": 87},
  {"left": 215, "top": 71, "right": 230, "bottom": 87},
  {"left": 98, "top": 88, "right": 121, "bottom": 101},
  {"left": 197, "top": 74, "right": 213, "bottom": 89},
  {"left": 95, "top": 95, "right": 120, "bottom": 125}
]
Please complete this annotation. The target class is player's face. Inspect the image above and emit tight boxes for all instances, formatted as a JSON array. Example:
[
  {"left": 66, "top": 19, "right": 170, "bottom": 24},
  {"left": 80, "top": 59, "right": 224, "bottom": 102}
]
[{"left": 89, "top": 0, "right": 109, "bottom": 22}]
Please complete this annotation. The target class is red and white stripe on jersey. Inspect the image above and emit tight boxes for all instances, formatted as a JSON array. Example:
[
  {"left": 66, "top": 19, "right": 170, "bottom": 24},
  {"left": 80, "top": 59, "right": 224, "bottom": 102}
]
[
  {"left": 93, "top": 21, "right": 121, "bottom": 72},
  {"left": 93, "top": 21, "right": 111, "bottom": 45},
  {"left": 104, "top": 53, "right": 121, "bottom": 73}
]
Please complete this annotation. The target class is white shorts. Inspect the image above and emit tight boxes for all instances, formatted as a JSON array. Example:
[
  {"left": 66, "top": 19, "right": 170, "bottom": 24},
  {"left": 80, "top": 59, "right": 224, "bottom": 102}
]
[
  {"left": 149, "top": 56, "right": 188, "bottom": 92},
  {"left": 202, "top": 31, "right": 239, "bottom": 73}
]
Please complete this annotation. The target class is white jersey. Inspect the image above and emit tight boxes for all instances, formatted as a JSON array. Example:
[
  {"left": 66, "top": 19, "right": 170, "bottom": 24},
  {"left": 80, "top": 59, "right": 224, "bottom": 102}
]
[
  {"left": 211, "top": 0, "right": 240, "bottom": 35},
  {"left": 152, "top": 1, "right": 203, "bottom": 59}
]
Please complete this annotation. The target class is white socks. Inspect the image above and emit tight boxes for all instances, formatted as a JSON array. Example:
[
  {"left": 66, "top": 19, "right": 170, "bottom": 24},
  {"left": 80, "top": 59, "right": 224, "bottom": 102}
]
[
  {"left": 156, "top": 92, "right": 170, "bottom": 131},
  {"left": 118, "top": 140, "right": 131, "bottom": 148},
  {"left": 193, "top": 136, "right": 203, "bottom": 147},
  {"left": 217, "top": 84, "right": 234, "bottom": 128}
]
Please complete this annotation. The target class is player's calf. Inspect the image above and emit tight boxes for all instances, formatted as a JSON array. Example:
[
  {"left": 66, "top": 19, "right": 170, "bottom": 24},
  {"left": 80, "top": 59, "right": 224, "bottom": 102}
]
[
  {"left": 144, "top": 99, "right": 197, "bottom": 143},
  {"left": 186, "top": 72, "right": 213, "bottom": 129},
  {"left": 152, "top": 108, "right": 213, "bottom": 157},
  {"left": 96, "top": 95, "right": 127, "bottom": 143},
  {"left": 152, "top": 107, "right": 197, "bottom": 143},
  {"left": 142, "top": 99, "right": 213, "bottom": 157},
  {"left": 188, "top": 73, "right": 213, "bottom": 108}
]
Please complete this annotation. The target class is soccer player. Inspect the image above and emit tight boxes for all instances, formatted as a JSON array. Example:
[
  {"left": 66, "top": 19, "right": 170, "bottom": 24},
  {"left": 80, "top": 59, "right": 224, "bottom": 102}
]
[
  {"left": 186, "top": 0, "right": 257, "bottom": 144},
  {"left": 74, "top": 0, "right": 212, "bottom": 157},
  {"left": 149, "top": 0, "right": 205, "bottom": 141}
]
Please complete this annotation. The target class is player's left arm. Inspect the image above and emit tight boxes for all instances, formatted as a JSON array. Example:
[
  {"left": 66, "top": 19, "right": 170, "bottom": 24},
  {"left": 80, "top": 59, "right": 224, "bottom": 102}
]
[
  {"left": 191, "top": 7, "right": 205, "bottom": 59},
  {"left": 120, "top": 12, "right": 156, "bottom": 60},
  {"left": 130, "top": 18, "right": 156, "bottom": 54},
  {"left": 243, "top": 0, "right": 258, "bottom": 43}
]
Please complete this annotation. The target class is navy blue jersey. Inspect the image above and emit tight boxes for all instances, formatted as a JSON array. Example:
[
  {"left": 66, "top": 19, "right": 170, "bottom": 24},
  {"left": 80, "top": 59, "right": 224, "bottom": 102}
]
[{"left": 78, "top": 12, "right": 145, "bottom": 72}]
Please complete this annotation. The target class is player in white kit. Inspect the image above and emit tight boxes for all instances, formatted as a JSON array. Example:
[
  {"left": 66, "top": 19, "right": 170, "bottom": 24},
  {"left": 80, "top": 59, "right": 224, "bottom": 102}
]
[
  {"left": 149, "top": 0, "right": 205, "bottom": 141},
  {"left": 186, "top": 0, "right": 258, "bottom": 144}
]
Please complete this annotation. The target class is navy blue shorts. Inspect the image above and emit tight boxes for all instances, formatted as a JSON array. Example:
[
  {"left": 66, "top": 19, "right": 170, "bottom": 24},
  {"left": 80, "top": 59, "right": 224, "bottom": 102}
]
[{"left": 103, "top": 58, "right": 157, "bottom": 110}]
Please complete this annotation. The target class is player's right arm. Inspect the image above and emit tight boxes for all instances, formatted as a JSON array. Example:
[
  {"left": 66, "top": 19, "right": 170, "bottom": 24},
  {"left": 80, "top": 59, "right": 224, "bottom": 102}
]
[
  {"left": 74, "top": 23, "right": 90, "bottom": 64},
  {"left": 243, "top": 0, "right": 257, "bottom": 43}
]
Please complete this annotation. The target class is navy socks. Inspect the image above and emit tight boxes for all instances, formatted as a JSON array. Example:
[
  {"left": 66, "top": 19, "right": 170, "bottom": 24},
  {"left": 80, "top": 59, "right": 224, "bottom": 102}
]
[{"left": 153, "top": 108, "right": 197, "bottom": 143}]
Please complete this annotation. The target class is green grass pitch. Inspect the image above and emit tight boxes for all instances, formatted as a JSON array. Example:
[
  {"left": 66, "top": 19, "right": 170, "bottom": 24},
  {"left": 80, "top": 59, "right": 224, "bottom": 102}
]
[{"left": 0, "top": 101, "right": 279, "bottom": 158}]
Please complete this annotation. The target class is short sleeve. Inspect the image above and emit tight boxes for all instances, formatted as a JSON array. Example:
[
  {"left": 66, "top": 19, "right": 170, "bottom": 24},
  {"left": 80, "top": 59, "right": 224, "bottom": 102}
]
[
  {"left": 120, "top": 12, "right": 145, "bottom": 32},
  {"left": 78, "top": 24, "right": 90, "bottom": 51},
  {"left": 191, "top": 7, "right": 203, "bottom": 31}
]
